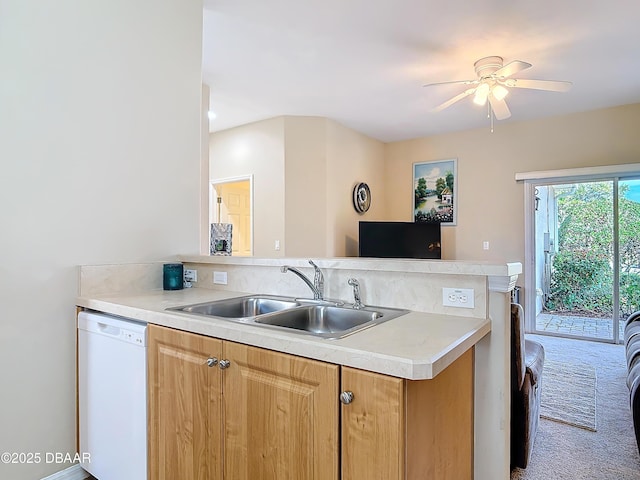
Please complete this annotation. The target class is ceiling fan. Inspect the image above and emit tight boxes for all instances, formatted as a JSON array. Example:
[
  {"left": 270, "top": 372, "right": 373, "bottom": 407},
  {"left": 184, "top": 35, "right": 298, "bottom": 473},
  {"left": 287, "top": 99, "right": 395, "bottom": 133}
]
[{"left": 424, "top": 56, "right": 572, "bottom": 120}]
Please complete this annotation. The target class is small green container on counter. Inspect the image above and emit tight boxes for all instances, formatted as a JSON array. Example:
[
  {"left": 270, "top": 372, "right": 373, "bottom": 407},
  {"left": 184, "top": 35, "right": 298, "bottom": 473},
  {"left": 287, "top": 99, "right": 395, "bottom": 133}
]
[{"left": 163, "top": 263, "right": 184, "bottom": 290}]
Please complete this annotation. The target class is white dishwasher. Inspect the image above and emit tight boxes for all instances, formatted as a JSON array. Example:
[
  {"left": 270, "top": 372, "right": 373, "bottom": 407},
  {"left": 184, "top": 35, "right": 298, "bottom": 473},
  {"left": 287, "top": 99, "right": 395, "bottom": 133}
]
[{"left": 78, "top": 311, "right": 147, "bottom": 480}]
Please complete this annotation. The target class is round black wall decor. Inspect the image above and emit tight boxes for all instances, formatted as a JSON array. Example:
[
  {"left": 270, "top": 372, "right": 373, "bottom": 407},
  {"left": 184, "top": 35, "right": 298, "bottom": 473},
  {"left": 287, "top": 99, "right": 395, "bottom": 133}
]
[{"left": 352, "top": 182, "right": 371, "bottom": 214}]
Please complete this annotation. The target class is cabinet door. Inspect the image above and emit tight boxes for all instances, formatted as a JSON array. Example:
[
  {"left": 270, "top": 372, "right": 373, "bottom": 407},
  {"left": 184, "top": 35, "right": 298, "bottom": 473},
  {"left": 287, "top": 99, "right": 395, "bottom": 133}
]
[
  {"left": 341, "top": 367, "right": 405, "bottom": 480},
  {"left": 148, "top": 325, "right": 223, "bottom": 480},
  {"left": 404, "top": 348, "right": 474, "bottom": 480},
  {"left": 223, "top": 341, "right": 339, "bottom": 480}
]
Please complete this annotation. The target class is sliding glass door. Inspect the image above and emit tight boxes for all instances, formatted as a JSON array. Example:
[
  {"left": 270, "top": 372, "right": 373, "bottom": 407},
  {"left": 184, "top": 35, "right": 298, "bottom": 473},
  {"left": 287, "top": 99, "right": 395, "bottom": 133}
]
[
  {"left": 618, "top": 179, "right": 640, "bottom": 337},
  {"left": 533, "top": 177, "right": 640, "bottom": 343}
]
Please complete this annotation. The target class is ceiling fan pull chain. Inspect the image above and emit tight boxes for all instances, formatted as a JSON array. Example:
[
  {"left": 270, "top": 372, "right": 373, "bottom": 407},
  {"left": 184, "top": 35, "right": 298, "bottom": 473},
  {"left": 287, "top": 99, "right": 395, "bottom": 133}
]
[{"left": 490, "top": 103, "right": 494, "bottom": 133}]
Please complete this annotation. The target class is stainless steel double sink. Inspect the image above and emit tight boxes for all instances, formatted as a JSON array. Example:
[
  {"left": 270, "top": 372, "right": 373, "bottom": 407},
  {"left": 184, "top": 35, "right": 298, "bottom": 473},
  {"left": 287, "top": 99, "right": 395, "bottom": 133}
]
[{"left": 167, "top": 295, "right": 408, "bottom": 339}]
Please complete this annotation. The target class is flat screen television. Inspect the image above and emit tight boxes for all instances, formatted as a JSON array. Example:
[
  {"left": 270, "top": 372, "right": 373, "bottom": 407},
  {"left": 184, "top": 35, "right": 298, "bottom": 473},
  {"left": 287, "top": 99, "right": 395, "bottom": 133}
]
[{"left": 358, "top": 221, "right": 441, "bottom": 259}]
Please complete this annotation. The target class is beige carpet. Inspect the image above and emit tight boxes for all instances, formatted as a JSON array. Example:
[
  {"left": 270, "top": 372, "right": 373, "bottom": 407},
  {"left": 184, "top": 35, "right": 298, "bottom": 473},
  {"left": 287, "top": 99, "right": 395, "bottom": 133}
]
[
  {"left": 512, "top": 335, "right": 640, "bottom": 480},
  {"left": 540, "top": 359, "right": 597, "bottom": 431}
]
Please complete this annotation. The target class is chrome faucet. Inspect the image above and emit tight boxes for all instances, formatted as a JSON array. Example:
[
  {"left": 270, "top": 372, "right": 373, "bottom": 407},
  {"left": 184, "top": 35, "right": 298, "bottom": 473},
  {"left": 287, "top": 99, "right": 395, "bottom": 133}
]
[
  {"left": 310, "top": 260, "right": 324, "bottom": 298},
  {"left": 281, "top": 260, "right": 324, "bottom": 300},
  {"left": 348, "top": 278, "right": 365, "bottom": 309}
]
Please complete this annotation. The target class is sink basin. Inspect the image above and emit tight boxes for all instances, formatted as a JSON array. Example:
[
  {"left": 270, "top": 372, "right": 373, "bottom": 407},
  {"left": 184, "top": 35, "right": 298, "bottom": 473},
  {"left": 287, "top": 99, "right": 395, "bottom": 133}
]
[
  {"left": 167, "top": 295, "right": 408, "bottom": 339},
  {"left": 167, "top": 295, "right": 299, "bottom": 319},
  {"left": 255, "top": 305, "right": 381, "bottom": 338}
]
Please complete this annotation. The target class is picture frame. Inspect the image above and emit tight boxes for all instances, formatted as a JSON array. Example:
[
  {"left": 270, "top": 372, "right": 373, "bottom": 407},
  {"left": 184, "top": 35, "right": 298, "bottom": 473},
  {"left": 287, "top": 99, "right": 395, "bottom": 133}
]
[
  {"left": 210, "top": 223, "right": 233, "bottom": 255},
  {"left": 413, "top": 159, "right": 457, "bottom": 225}
]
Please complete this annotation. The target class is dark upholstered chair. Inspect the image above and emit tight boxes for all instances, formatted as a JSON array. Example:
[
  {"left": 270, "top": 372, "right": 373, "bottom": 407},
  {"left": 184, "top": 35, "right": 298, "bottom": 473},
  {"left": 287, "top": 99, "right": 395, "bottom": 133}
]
[
  {"left": 511, "top": 303, "right": 545, "bottom": 469},
  {"left": 624, "top": 311, "right": 640, "bottom": 455}
]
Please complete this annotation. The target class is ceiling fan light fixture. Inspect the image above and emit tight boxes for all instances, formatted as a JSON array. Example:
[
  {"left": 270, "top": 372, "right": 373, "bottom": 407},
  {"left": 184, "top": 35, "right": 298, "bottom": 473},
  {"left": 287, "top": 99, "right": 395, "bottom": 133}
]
[
  {"left": 473, "top": 83, "right": 490, "bottom": 106},
  {"left": 491, "top": 84, "right": 509, "bottom": 101},
  {"left": 424, "top": 56, "right": 571, "bottom": 131}
]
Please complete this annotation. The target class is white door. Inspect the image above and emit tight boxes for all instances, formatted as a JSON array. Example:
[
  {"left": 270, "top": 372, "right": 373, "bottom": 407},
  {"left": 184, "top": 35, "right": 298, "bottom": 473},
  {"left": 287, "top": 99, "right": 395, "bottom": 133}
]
[{"left": 213, "top": 179, "right": 252, "bottom": 256}]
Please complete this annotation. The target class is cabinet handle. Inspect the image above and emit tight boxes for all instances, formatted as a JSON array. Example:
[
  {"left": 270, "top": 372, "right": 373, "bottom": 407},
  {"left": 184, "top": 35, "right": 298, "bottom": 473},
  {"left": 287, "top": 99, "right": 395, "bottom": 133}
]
[
  {"left": 219, "top": 359, "right": 231, "bottom": 370},
  {"left": 340, "top": 391, "right": 354, "bottom": 405},
  {"left": 206, "top": 357, "right": 218, "bottom": 367}
]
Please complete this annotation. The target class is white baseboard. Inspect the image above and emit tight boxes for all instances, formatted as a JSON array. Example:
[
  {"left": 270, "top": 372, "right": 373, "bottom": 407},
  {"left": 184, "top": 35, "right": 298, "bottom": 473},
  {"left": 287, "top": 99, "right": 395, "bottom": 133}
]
[{"left": 41, "top": 464, "right": 91, "bottom": 480}]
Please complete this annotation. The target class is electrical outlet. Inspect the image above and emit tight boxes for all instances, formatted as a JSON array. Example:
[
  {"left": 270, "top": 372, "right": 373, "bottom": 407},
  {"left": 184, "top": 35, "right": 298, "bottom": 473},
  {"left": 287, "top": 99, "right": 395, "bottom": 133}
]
[
  {"left": 442, "top": 287, "right": 475, "bottom": 308},
  {"left": 183, "top": 268, "right": 197, "bottom": 288},
  {"left": 213, "top": 271, "right": 228, "bottom": 285},
  {"left": 184, "top": 269, "right": 197, "bottom": 282}
]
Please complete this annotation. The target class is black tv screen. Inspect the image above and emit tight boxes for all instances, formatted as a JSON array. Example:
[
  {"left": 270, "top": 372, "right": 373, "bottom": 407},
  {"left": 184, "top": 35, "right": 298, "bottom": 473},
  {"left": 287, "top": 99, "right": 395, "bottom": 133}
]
[{"left": 358, "top": 221, "right": 441, "bottom": 259}]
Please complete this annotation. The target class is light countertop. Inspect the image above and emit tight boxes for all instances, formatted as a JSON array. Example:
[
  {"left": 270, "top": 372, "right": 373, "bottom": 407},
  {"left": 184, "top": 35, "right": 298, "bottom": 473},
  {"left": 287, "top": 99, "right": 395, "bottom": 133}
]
[
  {"left": 180, "top": 254, "right": 522, "bottom": 277},
  {"left": 77, "top": 287, "right": 491, "bottom": 380}
]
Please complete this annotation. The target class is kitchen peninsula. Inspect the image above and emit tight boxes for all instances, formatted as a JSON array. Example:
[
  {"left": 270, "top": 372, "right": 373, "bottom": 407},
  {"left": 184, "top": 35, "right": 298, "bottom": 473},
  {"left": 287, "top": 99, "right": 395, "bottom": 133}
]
[{"left": 77, "top": 256, "right": 521, "bottom": 480}]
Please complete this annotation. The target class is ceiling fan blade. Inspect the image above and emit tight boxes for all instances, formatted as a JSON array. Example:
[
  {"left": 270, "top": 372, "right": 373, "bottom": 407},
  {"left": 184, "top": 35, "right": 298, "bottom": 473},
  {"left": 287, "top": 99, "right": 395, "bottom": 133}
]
[
  {"left": 423, "top": 79, "right": 478, "bottom": 88},
  {"left": 431, "top": 88, "right": 476, "bottom": 112},
  {"left": 504, "top": 78, "right": 572, "bottom": 92},
  {"left": 488, "top": 95, "right": 511, "bottom": 120},
  {"left": 493, "top": 60, "right": 532, "bottom": 79}
]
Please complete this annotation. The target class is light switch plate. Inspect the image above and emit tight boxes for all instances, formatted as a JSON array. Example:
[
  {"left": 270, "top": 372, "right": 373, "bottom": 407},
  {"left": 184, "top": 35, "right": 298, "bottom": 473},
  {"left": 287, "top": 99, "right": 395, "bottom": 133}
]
[
  {"left": 213, "top": 271, "right": 228, "bottom": 285},
  {"left": 442, "top": 287, "right": 475, "bottom": 308}
]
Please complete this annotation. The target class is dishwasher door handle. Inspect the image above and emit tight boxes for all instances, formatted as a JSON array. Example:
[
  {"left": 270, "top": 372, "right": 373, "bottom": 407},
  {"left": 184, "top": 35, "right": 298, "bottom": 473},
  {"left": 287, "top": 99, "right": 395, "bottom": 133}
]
[{"left": 97, "top": 323, "right": 121, "bottom": 336}]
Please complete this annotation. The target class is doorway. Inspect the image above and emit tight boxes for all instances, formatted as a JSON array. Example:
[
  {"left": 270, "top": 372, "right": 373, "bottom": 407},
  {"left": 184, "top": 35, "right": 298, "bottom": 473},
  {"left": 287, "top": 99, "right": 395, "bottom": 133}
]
[
  {"left": 531, "top": 177, "right": 640, "bottom": 344},
  {"left": 211, "top": 177, "right": 253, "bottom": 256}
]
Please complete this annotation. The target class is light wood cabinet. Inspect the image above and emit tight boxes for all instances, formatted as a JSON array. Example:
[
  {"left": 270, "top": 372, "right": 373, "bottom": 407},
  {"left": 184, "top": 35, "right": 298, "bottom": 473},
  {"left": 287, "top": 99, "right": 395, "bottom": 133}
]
[
  {"left": 342, "top": 348, "right": 474, "bottom": 480},
  {"left": 223, "top": 341, "right": 339, "bottom": 479},
  {"left": 148, "top": 324, "right": 339, "bottom": 480},
  {"left": 341, "top": 367, "right": 405, "bottom": 479},
  {"left": 148, "top": 324, "right": 223, "bottom": 480},
  {"left": 148, "top": 324, "right": 473, "bottom": 480}
]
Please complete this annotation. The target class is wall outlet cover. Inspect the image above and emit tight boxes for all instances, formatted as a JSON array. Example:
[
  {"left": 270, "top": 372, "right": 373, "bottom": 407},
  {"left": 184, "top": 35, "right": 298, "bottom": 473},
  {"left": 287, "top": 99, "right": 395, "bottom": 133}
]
[
  {"left": 184, "top": 269, "right": 197, "bottom": 282},
  {"left": 442, "top": 287, "right": 475, "bottom": 308}
]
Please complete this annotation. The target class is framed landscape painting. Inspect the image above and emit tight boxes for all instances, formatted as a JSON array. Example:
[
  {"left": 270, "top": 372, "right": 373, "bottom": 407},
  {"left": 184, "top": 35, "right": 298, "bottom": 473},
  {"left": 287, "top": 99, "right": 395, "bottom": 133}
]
[{"left": 413, "top": 159, "right": 457, "bottom": 225}]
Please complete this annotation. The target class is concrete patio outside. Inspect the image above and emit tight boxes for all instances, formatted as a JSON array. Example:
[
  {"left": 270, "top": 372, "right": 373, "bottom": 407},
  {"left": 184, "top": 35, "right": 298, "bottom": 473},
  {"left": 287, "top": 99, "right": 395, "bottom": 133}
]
[{"left": 536, "top": 312, "right": 626, "bottom": 342}]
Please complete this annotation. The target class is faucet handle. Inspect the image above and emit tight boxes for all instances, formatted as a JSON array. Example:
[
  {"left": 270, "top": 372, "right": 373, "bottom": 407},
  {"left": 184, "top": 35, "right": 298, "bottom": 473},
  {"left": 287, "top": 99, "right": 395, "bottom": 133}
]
[
  {"left": 308, "top": 260, "right": 324, "bottom": 295},
  {"left": 348, "top": 278, "right": 365, "bottom": 309}
]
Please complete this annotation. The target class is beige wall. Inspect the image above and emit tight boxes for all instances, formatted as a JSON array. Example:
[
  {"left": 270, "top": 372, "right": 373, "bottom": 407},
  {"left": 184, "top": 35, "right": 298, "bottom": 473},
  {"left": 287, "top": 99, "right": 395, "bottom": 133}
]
[
  {"left": 385, "top": 103, "right": 640, "bottom": 265},
  {"left": 209, "top": 104, "right": 640, "bottom": 272},
  {"left": 325, "top": 119, "right": 386, "bottom": 256},
  {"left": 284, "top": 116, "right": 328, "bottom": 257},
  {"left": 201, "top": 84, "right": 212, "bottom": 254},
  {"left": 210, "top": 117, "right": 286, "bottom": 257},
  {"left": 210, "top": 116, "right": 386, "bottom": 257},
  {"left": 0, "top": 1, "right": 203, "bottom": 479},
  {"left": 284, "top": 116, "right": 387, "bottom": 257}
]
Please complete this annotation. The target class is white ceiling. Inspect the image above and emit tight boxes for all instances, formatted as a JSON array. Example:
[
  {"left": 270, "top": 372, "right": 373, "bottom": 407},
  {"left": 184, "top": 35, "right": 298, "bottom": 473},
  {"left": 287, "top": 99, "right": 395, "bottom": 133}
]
[{"left": 202, "top": 0, "right": 640, "bottom": 143}]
